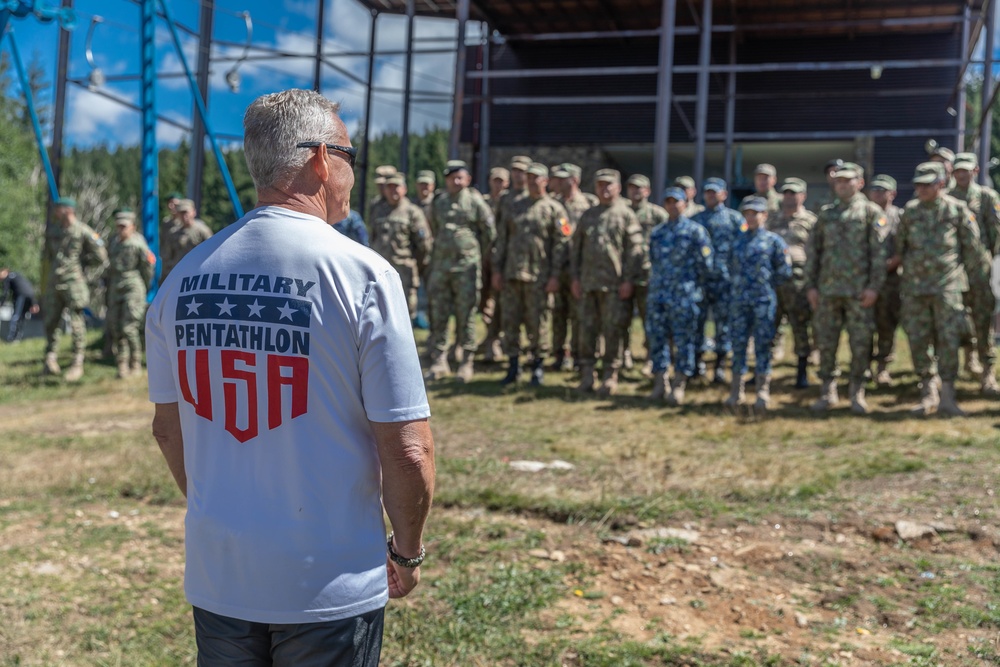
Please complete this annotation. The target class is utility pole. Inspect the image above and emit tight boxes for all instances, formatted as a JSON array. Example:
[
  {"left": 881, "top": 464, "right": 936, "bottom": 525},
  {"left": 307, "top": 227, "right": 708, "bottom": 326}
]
[
  {"left": 188, "top": 0, "right": 214, "bottom": 212},
  {"left": 50, "top": 0, "right": 73, "bottom": 200},
  {"left": 313, "top": 0, "right": 325, "bottom": 91}
]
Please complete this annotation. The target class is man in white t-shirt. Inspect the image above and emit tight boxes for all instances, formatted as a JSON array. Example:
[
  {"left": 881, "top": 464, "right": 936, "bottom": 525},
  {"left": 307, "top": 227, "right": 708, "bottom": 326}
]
[{"left": 146, "top": 88, "right": 435, "bottom": 665}]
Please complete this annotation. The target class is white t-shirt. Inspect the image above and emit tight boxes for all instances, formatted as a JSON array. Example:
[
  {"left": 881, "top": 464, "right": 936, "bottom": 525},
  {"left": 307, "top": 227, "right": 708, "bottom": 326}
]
[{"left": 146, "top": 206, "right": 430, "bottom": 624}]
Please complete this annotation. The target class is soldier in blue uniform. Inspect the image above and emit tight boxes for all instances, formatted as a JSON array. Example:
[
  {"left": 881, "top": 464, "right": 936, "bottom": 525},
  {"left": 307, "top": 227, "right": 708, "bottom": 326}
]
[
  {"left": 693, "top": 178, "right": 744, "bottom": 384},
  {"left": 724, "top": 197, "right": 793, "bottom": 411},
  {"left": 646, "top": 187, "right": 715, "bottom": 406}
]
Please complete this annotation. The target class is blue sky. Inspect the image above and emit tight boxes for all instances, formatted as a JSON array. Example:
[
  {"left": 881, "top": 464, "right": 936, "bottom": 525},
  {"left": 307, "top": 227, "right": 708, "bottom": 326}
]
[{"left": 4, "top": 0, "right": 475, "bottom": 148}]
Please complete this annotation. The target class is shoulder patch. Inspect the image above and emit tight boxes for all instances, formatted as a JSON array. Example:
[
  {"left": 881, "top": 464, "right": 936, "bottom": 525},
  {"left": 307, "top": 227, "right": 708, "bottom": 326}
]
[
  {"left": 560, "top": 217, "right": 572, "bottom": 237},
  {"left": 701, "top": 245, "right": 712, "bottom": 258},
  {"left": 877, "top": 216, "right": 887, "bottom": 228},
  {"left": 739, "top": 221, "right": 749, "bottom": 233},
  {"left": 146, "top": 250, "right": 156, "bottom": 265}
]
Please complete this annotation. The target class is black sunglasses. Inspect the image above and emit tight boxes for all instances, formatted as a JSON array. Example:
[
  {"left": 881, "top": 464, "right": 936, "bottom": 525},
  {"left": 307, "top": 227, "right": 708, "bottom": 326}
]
[{"left": 296, "top": 141, "right": 358, "bottom": 169}]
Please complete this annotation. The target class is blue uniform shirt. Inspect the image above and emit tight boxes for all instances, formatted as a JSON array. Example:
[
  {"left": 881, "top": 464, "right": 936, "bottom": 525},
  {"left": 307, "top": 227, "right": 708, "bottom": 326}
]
[
  {"left": 648, "top": 216, "right": 714, "bottom": 305},
  {"left": 693, "top": 204, "right": 744, "bottom": 282},
  {"left": 333, "top": 210, "right": 370, "bottom": 247},
  {"left": 729, "top": 227, "right": 792, "bottom": 301}
]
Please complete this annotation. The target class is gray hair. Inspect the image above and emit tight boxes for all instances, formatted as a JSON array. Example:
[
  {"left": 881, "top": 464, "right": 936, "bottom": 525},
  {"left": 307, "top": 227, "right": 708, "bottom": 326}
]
[{"left": 243, "top": 89, "right": 343, "bottom": 190}]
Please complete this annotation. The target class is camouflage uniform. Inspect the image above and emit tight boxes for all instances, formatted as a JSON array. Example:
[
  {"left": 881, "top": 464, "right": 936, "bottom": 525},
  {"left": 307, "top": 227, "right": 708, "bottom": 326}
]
[
  {"left": 107, "top": 228, "right": 155, "bottom": 372},
  {"left": 804, "top": 192, "right": 888, "bottom": 385},
  {"left": 332, "top": 210, "right": 369, "bottom": 246},
  {"left": 160, "top": 218, "right": 213, "bottom": 283},
  {"left": 873, "top": 204, "right": 903, "bottom": 367},
  {"left": 692, "top": 203, "right": 745, "bottom": 359},
  {"left": 493, "top": 193, "right": 568, "bottom": 361},
  {"left": 627, "top": 198, "right": 669, "bottom": 357},
  {"left": 768, "top": 207, "right": 817, "bottom": 357},
  {"left": 570, "top": 197, "right": 644, "bottom": 375},
  {"left": 759, "top": 190, "right": 782, "bottom": 214},
  {"left": 370, "top": 197, "right": 433, "bottom": 319},
  {"left": 42, "top": 219, "right": 108, "bottom": 359},
  {"left": 552, "top": 189, "right": 597, "bottom": 360},
  {"left": 427, "top": 186, "right": 496, "bottom": 356}
]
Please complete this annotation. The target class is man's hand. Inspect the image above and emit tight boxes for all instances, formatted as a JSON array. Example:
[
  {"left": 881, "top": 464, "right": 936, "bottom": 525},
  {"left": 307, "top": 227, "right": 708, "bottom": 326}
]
[
  {"left": 491, "top": 273, "right": 503, "bottom": 292},
  {"left": 618, "top": 281, "right": 634, "bottom": 300},
  {"left": 571, "top": 279, "right": 582, "bottom": 300},
  {"left": 387, "top": 558, "right": 420, "bottom": 599},
  {"left": 545, "top": 277, "right": 559, "bottom": 294},
  {"left": 859, "top": 289, "right": 878, "bottom": 309},
  {"left": 807, "top": 288, "right": 819, "bottom": 311}
]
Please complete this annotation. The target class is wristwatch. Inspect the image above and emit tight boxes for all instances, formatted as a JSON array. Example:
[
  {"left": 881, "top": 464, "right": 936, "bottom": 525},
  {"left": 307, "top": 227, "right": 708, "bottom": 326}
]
[{"left": 387, "top": 532, "right": 425, "bottom": 568}]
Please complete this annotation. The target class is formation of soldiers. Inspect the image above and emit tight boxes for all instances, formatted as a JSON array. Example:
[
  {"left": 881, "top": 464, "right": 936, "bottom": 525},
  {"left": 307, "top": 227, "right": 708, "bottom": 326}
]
[{"left": 365, "top": 146, "right": 1000, "bottom": 418}]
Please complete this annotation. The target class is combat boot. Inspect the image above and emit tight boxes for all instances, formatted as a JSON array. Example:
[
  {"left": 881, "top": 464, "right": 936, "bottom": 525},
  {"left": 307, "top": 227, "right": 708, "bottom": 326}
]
[
  {"left": 424, "top": 353, "right": 450, "bottom": 381},
  {"left": 754, "top": 374, "right": 772, "bottom": 411},
  {"left": 964, "top": 348, "right": 983, "bottom": 377},
  {"left": 938, "top": 382, "right": 967, "bottom": 418},
  {"left": 723, "top": 374, "right": 745, "bottom": 409},
  {"left": 597, "top": 369, "right": 619, "bottom": 397},
  {"left": 875, "top": 360, "right": 892, "bottom": 386},
  {"left": 649, "top": 371, "right": 668, "bottom": 401},
  {"left": 44, "top": 352, "right": 61, "bottom": 376},
  {"left": 623, "top": 349, "right": 634, "bottom": 371},
  {"left": 981, "top": 364, "right": 1000, "bottom": 396},
  {"left": 666, "top": 375, "right": 688, "bottom": 406},
  {"left": 810, "top": 380, "right": 838, "bottom": 411},
  {"left": 910, "top": 379, "right": 940, "bottom": 416},
  {"left": 576, "top": 365, "right": 596, "bottom": 393},
  {"left": 116, "top": 358, "right": 131, "bottom": 379},
  {"left": 712, "top": 356, "right": 728, "bottom": 385},
  {"left": 501, "top": 357, "right": 520, "bottom": 386},
  {"left": 64, "top": 354, "right": 85, "bottom": 382},
  {"left": 794, "top": 355, "right": 810, "bottom": 389},
  {"left": 456, "top": 356, "right": 475, "bottom": 384},
  {"left": 529, "top": 358, "right": 544, "bottom": 386},
  {"left": 849, "top": 381, "right": 869, "bottom": 415}
]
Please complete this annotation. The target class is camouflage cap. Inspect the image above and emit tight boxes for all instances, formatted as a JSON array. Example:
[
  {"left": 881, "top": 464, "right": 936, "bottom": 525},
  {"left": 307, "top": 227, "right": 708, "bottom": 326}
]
[
  {"left": 627, "top": 174, "right": 651, "bottom": 189},
  {"left": 55, "top": 196, "right": 76, "bottom": 208},
  {"left": 559, "top": 163, "right": 582, "bottom": 180},
  {"left": 954, "top": 152, "right": 978, "bottom": 171},
  {"left": 551, "top": 167, "right": 571, "bottom": 178},
  {"left": 374, "top": 176, "right": 387, "bottom": 185},
  {"left": 374, "top": 165, "right": 398, "bottom": 178},
  {"left": 703, "top": 177, "right": 727, "bottom": 192},
  {"left": 176, "top": 199, "right": 195, "bottom": 212},
  {"left": 673, "top": 176, "right": 696, "bottom": 189},
  {"left": 739, "top": 196, "right": 768, "bottom": 212},
  {"left": 754, "top": 163, "right": 777, "bottom": 177},
  {"left": 443, "top": 160, "right": 469, "bottom": 176},
  {"left": 526, "top": 162, "right": 549, "bottom": 178},
  {"left": 489, "top": 167, "right": 510, "bottom": 181},
  {"left": 416, "top": 170, "right": 436, "bottom": 184},
  {"left": 927, "top": 145, "right": 955, "bottom": 163},
  {"left": 662, "top": 186, "right": 687, "bottom": 202},
  {"left": 385, "top": 174, "right": 407, "bottom": 186},
  {"left": 510, "top": 155, "right": 532, "bottom": 170},
  {"left": 114, "top": 211, "right": 136, "bottom": 225},
  {"left": 594, "top": 168, "right": 621, "bottom": 184},
  {"left": 869, "top": 174, "right": 897, "bottom": 191},
  {"left": 779, "top": 177, "right": 807, "bottom": 193},
  {"left": 833, "top": 163, "right": 862, "bottom": 179},
  {"left": 913, "top": 162, "right": 946, "bottom": 185}
]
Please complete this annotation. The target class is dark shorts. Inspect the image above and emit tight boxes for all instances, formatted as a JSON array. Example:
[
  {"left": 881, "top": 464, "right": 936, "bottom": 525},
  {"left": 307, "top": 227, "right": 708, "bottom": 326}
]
[{"left": 193, "top": 606, "right": 385, "bottom": 667}]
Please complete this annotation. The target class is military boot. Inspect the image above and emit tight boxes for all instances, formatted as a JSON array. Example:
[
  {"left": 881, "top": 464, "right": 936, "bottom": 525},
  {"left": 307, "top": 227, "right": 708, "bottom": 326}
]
[
  {"left": 964, "top": 348, "right": 983, "bottom": 377},
  {"left": 849, "top": 381, "right": 869, "bottom": 415},
  {"left": 910, "top": 379, "right": 940, "bottom": 416},
  {"left": 64, "top": 354, "right": 85, "bottom": 382},
  {"left": 810, "top": 380, "right": 838, "bottom": 411},
  {"left": 755, "top": 374, "right": 772, "bottom": 411},
  {"left": 501, "top": 357, "right": 520, "bottom": 386},
  {"left": 666, "top": 375, "right": 688, "bottom": 406},
  {"left": 44, "top": 352, "right": 61, "bottom": 376},
  {"left": 577, "top": 365, "right": 596, "bottom": 393},
  {"left": 981, "top": 364, "right": 1000, "bottom": 396},
  {"left": 875, "top": 360, "right": 892, "bottom": 386},
  {"left": 794, "top": 355, "right": 810, "bottom": 389},
  {"left": 649, "top": 371, "right": 668, "bottom": 401},
  {"left": 938, "top": 382, "right": 967, "bottom": 418},
  {"left": 723, "top": 374, "right": 745, "bottom": 409},
  {"left": 424, "top": 353, "right": 450, "bottom": 381},
  {"left": 529, "top": 358, "right": 544, "bottom": 386},
  {"left": 456, "top": 356, "right": 475, "bottom": 384},
  {"left": 597, "top": 369, "right": 619, "bottom": 397}
]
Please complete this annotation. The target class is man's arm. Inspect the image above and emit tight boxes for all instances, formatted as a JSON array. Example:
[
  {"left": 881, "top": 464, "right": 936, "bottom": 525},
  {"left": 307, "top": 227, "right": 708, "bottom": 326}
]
[
  {"left": 371, "top": 418, "right": 435, "bottom": 598},
  {"left": 152, "top": 402, "right": 187, "bottom": 497}
]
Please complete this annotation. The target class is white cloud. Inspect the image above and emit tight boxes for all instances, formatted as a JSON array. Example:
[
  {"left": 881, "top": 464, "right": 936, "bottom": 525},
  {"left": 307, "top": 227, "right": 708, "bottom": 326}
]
[{"left": 65, "top": 87, "right": 140, "bottom": 146}]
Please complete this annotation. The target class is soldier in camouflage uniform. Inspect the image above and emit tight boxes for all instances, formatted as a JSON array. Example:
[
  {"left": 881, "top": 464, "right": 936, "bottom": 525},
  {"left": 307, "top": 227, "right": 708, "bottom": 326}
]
[
  {"left": 867, "top": 174, "right": 904, "bottom": 386},
  {"left": 479, "top": 167, "right": 511, "bottom": 362},
  {"left": 552, "top": 163, "right": 597, "bottom": 371},
  {"left": 693, "top": 178, "right": 744, "bottom": 384},
  {"left": 492, "top": 163, "right": 568, "bottom": 385},
  {"left": 625, "top": 173, "right": 668, "bottom": 376},
  {"left": 805, "top": 163, "right": 887, "bottom": 414},
  {"left": 895, "top": 162, "right": 990, "bottom": 417},
  {"left": 752, "top": 164, "right": 782, "bottom": 213},
  {"left": 414, "top": 169, "right": 437, "bottom": 220},
  {"left": 811, "top": 158, "right": 844, "bottom": 215},
  {"left": 371, "top": 174, "right": 433, "bottom": 322},
  {"left": 160, "top": 199, "right": 213, "bottom": 284},
  {"left": 646, "top": 187, "right": 714, "bottom": 406},
  {"left": 42, "top": 197, "right": 109, "bottom": 380},
  {"left": 106, "top": 211, "right": 155, "bottom": 378},
  {"left": 949, "top": 152, "right": 1000, "bottom": 394},
  {"left": 570, "top": 169, "right": 644, "bottom": 397},
  {"left": 725, "top": 197, "right": 792, "bottom": 411},
  {"left": 425, "top": 160, "right": 496, "bottom": 383},
  {"left": 333, "top": 209, "right": 369, "bottom": 246},
  {"left": 768, "top": 178, "right": 817, "bottom": 388},
  {"left": 675, "top": 176, "right": 704, "bottom": 218}
]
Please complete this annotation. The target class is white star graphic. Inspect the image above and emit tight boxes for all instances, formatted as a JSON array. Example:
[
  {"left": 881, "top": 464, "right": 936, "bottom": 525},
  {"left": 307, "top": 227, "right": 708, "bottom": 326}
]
[
  {"left": 216, "top": 298, "right": 235, "bottom": 316},
  {"left": 247, "top": 299, "right": 265, "bottom": 318},
  {"left": 277, "top": 301, "right": 296, "bottom": 322},
  {"left": 185, "top": 299, "right": 202, "bottom": 315}
]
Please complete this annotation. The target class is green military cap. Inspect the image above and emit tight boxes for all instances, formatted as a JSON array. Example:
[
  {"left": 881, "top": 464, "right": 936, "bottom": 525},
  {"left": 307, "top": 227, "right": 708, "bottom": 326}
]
[
  {"left": 114, "top": 211, "right": 136, "bottom": 225},
  {"left": 754, "top": 163, "right": 777, "bottom": 177},
  {"left": 869, "top": 174, "right": 897, "bottom": 191},
  {"left": 416, "top": 170, "right": 436, "bottom": 184},
  {"left": 526, "top": 162, "right": 548, "bottom": 178},
  {"left": 833, "top": 162, "right": 862, "bottom": 179},
  {"left": 594, "top": 168, "right": 621, "bottom": 184},
  {"left": 627, "top": 174, "right": 651, "bottom": 189},
  {"left": 510, "top": 155, "right": 532, "bottom": 170},
  {"left": 779, "top": 177, "right": 807, "bottom": 193},
  {"left": 385, "top": 174, "right": 407, "bottom": 186},
  {"left": 489, "top": 167, "right": 510, "bottom": 181},
  {"left": 54, "top": 196, "right": 76, "bottom": 208},
  {"left": 559, "top": 163, "right": 582, "bottom": 180},
  {"left": 954, "top": 152, "right": 978, "bottom": 171},
  {"left": 913, "top": 162, "right": 946, "bottom": 184},
  {"left": 176, "top": 198, "right": 195, "bottom": 212},
  {"left": 443, "top": 160, "right": 469, "bottom": 176},
  {"left": 673, "top": 176, "right": 696, "bottom": 189},
  {"left": 374, "top": 165, "right": 398, "bottom": 178}
]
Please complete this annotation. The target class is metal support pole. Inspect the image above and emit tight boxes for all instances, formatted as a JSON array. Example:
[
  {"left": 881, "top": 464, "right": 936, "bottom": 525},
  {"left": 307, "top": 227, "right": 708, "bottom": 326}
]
[
  {"left": 723, "top": 31, "right": 736, "bottom": 187},
  {"left": 449, "top": 0, "right": 470, "bottom": 159},
  {"left": 358, "top": 9, "right": 378, "bottom": 214},
  {"left": 476, "top": 28, "right": 491, "bottom": 193},
  {"left": 400, "top": 0, "right": 415, "bottom": 174},
  {"left": 693, "top": 0, "right": 712, "bottom": 189},
  {"left": 652, "top": 0, "right": 677, "bottom": 201},
  {"left": 957, "top": 2, "right": 971, "bottom": 152},
  {"left": 50, "top": 0, "right": 72, "bottom": 199},
  {"left": 980, "top": 0, "right": 997, "bottom": 184},
  {"left": 140, "top": 0, "right": 159, "bottom": 291},
  {"left": 188, "top": 0, "right": 214, "bottom": 213},
  {"left": 7, "top": 33, "right": 59, "bottom": 201},
  {"left": 313, "top": 0, "right": 325, "bottom": 91}
]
